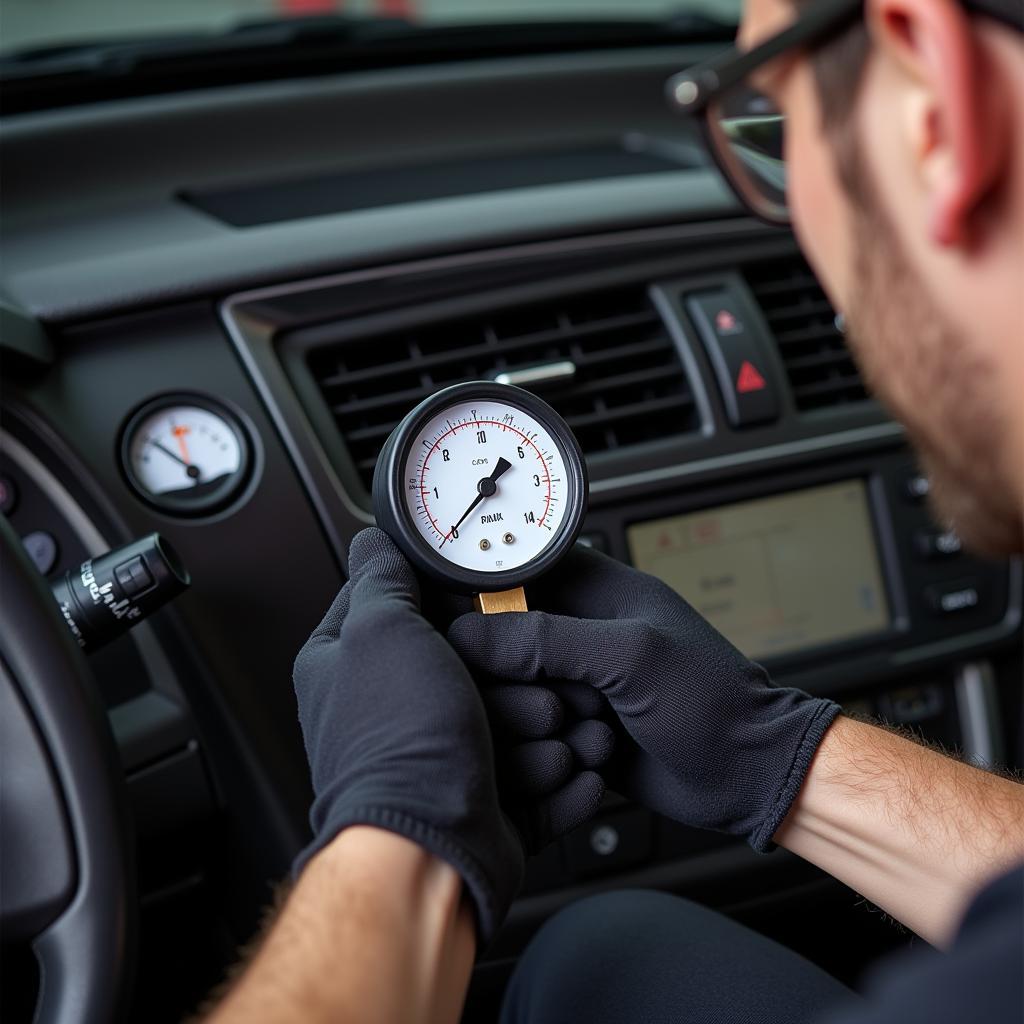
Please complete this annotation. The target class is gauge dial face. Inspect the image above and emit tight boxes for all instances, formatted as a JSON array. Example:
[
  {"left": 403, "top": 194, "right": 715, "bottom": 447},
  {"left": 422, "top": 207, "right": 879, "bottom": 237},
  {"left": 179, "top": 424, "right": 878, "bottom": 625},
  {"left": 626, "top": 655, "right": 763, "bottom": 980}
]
[
  {"left": 401, "top": 398, "right": 571, "bottom": 575},
  {"left": 122, "top": 398, "right": 251, "bottom": 514}
]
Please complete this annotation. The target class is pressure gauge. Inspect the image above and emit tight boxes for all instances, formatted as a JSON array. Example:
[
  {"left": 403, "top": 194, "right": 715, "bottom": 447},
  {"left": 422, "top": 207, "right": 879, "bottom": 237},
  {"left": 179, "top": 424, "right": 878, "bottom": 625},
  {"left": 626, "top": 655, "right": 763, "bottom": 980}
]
[
  {"left": 121, "top": 394, "right": 253, "bottom": 516},
  {"left": 373, "top": 382, "right": 588, "bottom": 596}
]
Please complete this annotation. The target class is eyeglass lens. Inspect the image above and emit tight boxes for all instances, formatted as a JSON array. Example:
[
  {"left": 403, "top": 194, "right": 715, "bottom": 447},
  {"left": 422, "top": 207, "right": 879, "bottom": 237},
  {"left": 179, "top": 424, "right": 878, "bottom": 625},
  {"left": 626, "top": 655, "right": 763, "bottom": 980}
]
[{"left": 709, "top": 86, "right": 788, "bottom": 222}]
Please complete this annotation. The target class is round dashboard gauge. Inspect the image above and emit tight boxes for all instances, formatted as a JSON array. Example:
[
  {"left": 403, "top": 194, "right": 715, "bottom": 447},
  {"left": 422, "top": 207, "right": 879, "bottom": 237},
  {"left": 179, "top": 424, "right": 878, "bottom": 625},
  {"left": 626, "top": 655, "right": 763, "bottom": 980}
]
[
  {"left": 121, "top": 395, "right": 252, "bottom": 516},
  {"left": 373, "top": 381, "right": 588, "bottom": 594}
]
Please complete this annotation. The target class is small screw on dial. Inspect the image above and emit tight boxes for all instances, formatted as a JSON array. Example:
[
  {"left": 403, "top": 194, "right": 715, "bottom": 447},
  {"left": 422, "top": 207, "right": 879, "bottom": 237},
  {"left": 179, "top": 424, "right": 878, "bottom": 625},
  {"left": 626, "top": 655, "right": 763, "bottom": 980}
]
[
  {"left": 503, "top": 533, "right": 516, "bottom": 545},
  {"left": 479, "top": 539, "right": 491, "bottom": 551}
]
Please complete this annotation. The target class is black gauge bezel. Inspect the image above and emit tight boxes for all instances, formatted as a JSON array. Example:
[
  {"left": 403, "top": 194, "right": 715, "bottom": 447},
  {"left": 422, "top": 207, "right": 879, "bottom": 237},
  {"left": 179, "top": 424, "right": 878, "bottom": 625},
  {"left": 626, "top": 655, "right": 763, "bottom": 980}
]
[
  {"left": 119, "top": 393, "right": 253, "bottom": 517},
  {"left": 373, "top": 382, "right": 589, "bottom": 594}
]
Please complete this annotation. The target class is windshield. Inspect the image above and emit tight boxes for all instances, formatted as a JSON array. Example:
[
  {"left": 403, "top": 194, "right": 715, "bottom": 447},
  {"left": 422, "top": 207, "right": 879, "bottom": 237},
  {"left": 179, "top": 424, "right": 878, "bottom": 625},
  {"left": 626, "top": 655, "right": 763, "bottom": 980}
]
[{"left": 2, "top": 0, "right": 740, "bottom": 55}]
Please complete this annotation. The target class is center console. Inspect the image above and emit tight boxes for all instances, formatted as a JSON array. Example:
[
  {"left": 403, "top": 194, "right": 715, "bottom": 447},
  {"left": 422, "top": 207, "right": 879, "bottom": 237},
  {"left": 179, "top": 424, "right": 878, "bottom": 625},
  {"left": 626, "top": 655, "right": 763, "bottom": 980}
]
[{"left": 589, "top": 451, "right": 1016, "bottom": 690}]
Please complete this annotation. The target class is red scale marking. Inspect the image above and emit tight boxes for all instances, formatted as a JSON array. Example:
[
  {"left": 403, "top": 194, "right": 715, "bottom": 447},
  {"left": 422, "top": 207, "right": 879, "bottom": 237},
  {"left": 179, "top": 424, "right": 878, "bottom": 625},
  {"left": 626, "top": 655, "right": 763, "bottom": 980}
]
[{"left": 419, "top": 419, "right": 553, "bottom": 541}]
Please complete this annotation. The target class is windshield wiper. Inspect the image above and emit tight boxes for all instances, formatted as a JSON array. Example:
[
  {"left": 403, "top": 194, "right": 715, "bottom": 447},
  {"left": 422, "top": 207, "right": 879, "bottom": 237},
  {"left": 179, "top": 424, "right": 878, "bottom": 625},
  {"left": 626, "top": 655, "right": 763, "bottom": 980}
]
[{"left": 1, "top": 11, "right": 734, "bottom": 115}]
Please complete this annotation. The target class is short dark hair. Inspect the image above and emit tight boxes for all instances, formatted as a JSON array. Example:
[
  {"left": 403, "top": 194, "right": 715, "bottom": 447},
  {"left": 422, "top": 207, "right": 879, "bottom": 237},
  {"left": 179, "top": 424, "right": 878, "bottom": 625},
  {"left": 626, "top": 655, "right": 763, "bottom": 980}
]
[
  {"left": 792, "top": 1, "right": 871, "bottom": 130},
  {"left": 796, "top": 0, "right": 1023, "bottom": 130}
]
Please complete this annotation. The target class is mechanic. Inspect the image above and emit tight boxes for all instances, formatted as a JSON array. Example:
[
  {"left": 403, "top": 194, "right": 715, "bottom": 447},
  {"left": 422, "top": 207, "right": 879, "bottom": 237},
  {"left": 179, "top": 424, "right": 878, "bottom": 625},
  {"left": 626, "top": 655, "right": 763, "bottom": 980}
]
[{"left": 202, "top": 0, "right": 1024, "bottom": 1021}]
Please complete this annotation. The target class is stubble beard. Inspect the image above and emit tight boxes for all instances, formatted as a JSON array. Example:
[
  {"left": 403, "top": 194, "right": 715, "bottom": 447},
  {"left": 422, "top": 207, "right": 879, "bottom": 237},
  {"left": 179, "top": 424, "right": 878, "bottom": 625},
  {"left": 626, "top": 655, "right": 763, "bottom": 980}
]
[{"left": 841, "top": 160, "right": 1023, "bottom": 557}]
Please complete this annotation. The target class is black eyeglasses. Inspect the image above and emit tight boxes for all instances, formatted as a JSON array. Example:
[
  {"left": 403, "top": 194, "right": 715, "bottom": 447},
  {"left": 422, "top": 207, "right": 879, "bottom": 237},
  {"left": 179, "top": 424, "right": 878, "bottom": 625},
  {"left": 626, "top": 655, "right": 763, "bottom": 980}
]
[
  {"left": 666, "top": 0, "right": 864, "bottom": 225},
  {"left": 668, "top": 0, "right": 1021, "bottom": 225}
]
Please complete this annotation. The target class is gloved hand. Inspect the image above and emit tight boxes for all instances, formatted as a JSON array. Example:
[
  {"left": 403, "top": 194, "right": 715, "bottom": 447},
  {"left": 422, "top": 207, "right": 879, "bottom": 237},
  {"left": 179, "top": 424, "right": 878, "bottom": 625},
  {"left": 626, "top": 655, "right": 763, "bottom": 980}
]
[
  {"left": 292, "top": 528, "right": 608, "bottom": 942},
  {"left": 449, "top": 544, "right": 841, "bottom": 852},
  {"left": 477, "top": 683, "right": 615, "bottom": 855},
  {"left": 415, "top": 582, "right": 615, "bottom": 855}
]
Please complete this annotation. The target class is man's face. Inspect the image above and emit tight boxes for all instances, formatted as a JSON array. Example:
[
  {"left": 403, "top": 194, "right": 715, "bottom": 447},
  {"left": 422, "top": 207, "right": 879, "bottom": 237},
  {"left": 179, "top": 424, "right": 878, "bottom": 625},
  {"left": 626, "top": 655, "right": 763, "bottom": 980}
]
[{"left": 739, "top": 0, "right": 1023, "bottom": 556}]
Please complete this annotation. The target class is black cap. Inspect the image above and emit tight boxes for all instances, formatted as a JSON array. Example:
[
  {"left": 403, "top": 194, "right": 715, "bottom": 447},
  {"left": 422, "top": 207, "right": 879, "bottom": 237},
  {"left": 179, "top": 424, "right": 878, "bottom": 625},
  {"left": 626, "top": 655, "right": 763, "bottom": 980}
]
[{"left": 965, "top": 0, "right": 1024, "bottom": 30}]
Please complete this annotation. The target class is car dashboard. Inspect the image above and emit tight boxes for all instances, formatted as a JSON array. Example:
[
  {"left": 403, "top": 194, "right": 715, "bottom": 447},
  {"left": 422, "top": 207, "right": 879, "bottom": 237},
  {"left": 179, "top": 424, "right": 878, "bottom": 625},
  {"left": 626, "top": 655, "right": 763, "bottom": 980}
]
[{"left": 2, "top": 38, "right": 1021, "bottom": 1022}]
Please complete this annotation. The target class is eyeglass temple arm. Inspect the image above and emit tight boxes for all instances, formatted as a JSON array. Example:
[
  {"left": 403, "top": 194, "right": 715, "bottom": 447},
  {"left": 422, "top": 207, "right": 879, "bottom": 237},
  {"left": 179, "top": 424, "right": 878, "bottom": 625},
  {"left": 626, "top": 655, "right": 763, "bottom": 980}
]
[{"left": 667, "top": 0, "right": 864, "bottom": 114}]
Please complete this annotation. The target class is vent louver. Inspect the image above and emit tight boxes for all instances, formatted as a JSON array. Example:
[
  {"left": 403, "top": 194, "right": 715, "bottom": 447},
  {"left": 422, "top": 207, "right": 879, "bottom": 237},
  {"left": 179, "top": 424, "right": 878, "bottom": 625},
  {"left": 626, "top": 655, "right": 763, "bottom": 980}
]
[
  {"left": 308, "top": 286, "right": 699, "bottom": 491},
  {"left": 745, "top": 256, "right": 868, "bottom": 411}
]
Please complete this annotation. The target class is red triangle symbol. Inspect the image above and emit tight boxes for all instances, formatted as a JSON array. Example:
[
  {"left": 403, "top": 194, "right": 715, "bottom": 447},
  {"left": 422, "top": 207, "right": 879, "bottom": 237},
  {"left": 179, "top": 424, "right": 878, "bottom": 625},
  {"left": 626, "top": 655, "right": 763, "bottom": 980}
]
[{"left": 736, "top": 360, "right": 767, "bottom": 394}]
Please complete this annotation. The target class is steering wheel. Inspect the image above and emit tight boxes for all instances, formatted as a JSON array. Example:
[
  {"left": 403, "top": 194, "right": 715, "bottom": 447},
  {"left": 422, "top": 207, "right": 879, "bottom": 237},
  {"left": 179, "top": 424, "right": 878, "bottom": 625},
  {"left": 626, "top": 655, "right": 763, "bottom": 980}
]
[{"left": 0, "top": 515, "right": 135, "bottom": 1023}]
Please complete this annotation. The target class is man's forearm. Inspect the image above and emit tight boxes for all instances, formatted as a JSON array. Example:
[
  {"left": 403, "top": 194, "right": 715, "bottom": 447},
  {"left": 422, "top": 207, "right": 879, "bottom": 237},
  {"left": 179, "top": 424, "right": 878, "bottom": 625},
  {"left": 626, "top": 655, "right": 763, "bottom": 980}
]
[
  {"left": 204, "top": 827, "right": 476, "bottom": 1024},
  {"left": 774, "top": 715, "right": 1024, "bottom": 947}
]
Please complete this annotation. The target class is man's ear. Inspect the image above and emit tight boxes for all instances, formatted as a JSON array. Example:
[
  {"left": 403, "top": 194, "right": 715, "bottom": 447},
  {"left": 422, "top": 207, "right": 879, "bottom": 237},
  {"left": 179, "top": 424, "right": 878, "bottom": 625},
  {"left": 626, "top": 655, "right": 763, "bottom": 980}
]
[{"left": 865, "top": 0, "right": 1008, "bottom": 246}]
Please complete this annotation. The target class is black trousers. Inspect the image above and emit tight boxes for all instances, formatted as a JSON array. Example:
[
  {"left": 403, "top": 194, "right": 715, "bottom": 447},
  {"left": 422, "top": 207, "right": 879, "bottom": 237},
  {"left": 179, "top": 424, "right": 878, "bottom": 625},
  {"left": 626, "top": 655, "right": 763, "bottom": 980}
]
[{"left": 501, "top": 890, "right": 858, "bottom": 1024}]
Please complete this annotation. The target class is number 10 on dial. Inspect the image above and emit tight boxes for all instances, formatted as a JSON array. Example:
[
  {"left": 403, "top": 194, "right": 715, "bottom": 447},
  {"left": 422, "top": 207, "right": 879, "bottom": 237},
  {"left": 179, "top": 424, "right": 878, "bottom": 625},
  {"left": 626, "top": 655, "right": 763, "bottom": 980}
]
[{"left": 373, "top": 382, "right": 588, "bottom": 597}]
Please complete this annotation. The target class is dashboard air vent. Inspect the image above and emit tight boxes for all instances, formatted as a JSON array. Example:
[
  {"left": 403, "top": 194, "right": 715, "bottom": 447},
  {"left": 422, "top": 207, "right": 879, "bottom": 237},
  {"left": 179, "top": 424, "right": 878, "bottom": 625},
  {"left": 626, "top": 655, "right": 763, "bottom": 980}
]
[
  {"left": 745, "top": 256, "right": 868, "bottom": 411},
  {"left": 308, "top": 286, "right": 699, "bottom": 491}
]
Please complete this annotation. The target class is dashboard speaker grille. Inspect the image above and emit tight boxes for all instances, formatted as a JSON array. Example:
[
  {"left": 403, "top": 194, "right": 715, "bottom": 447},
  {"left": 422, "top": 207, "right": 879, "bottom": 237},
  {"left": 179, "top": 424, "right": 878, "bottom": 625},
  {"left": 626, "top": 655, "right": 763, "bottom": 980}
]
[
  {"left": 745, "top": 255, "right": 868, "bottom": 411},
  {"left": 308, "top": 286, "right": 699, "bottom": 491}
]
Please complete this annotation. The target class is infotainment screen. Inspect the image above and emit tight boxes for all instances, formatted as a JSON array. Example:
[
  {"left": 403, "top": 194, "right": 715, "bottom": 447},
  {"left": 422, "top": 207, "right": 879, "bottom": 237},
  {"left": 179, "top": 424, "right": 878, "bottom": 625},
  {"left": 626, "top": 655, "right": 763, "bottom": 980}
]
[{"left": 626, "top": 480, "right": 890, "bottom": 660}]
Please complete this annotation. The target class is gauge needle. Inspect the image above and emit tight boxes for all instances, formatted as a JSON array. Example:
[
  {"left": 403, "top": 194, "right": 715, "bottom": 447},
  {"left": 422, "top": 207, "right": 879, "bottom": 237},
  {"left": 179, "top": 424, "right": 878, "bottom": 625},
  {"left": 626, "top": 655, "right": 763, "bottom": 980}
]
[
  {"left": 441, "top": 457, "right": 512, "bottom": 548},
  {"left": 171, "top": 424, "right": 202, "bottom": 484},
  {"left": 150, "top": 439, "right": 201, "bottom": 480},
  {"left": 172, "top": 424, "right": 192, "bottom": 464}
]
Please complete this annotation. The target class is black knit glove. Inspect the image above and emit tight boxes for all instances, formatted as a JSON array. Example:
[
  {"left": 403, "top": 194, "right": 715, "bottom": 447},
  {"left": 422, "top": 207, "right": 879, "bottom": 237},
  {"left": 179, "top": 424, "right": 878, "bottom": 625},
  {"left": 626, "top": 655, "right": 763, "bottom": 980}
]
[
  {"left": 293, "top": 528, "right": 606, "bottom": 942},
  {"left": 449, "top": 545, "right": 840, "bottom": 852}
]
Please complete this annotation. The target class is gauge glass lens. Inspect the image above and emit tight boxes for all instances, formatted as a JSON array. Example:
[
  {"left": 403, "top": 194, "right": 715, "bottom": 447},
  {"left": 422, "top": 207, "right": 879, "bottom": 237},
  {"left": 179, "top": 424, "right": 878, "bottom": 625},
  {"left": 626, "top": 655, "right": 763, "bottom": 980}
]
[
  {"left": 128, "top": 405, "right": 242, "bottom": 497},
  {"left": 402, "top": 399, "right": 570, "bottom": 574}
]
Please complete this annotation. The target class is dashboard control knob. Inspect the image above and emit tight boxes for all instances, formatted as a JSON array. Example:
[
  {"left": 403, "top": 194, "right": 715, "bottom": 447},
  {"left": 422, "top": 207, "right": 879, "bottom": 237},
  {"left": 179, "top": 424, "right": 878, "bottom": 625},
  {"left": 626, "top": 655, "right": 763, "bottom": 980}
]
[{"left": 22, "top": 530, "right": 59, "bottom": 576}]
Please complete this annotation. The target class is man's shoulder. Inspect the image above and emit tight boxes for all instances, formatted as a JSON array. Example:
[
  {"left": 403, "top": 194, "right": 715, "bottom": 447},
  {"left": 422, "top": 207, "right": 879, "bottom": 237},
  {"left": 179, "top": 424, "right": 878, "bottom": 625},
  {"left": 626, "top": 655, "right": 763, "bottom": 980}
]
[
  {"left": 959, "top": 861, "right": 1023, "bottom": 937},
  {"left": 828, "top": 863, "right": 1023, "bottom": 1024}
]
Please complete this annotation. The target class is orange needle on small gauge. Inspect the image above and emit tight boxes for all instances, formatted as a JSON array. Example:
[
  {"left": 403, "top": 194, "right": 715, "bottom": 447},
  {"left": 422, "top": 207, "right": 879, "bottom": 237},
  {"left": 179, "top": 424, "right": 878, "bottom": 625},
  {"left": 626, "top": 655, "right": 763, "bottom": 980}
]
[{"left": 172, "top": 424, "right": 192, "bottom": 465}]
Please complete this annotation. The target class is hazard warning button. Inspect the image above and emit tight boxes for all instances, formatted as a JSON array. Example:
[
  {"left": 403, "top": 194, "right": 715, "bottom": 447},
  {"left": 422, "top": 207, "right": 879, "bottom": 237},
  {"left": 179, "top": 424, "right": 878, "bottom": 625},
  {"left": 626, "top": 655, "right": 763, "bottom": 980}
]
[
  {"left": 736, "top": 360, "right": 766, "bottom": 393},
  {"left": 686, "top": 289, "right": 780, "bottom": 428}
]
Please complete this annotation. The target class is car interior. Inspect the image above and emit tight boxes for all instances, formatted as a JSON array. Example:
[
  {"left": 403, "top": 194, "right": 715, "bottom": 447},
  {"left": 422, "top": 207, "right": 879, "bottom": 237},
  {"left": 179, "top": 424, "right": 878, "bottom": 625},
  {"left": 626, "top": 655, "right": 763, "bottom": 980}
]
[{"left": 1, "top": 2, "right": 1021, "bottom": 1021}]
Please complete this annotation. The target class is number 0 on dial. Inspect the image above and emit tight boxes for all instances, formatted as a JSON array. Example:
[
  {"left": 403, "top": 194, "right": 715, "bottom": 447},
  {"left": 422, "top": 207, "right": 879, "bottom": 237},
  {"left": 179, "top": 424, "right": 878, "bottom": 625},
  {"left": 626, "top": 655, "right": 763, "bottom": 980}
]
[{"left": 373, "top": 382, "right": 588, "bottom": 593}]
